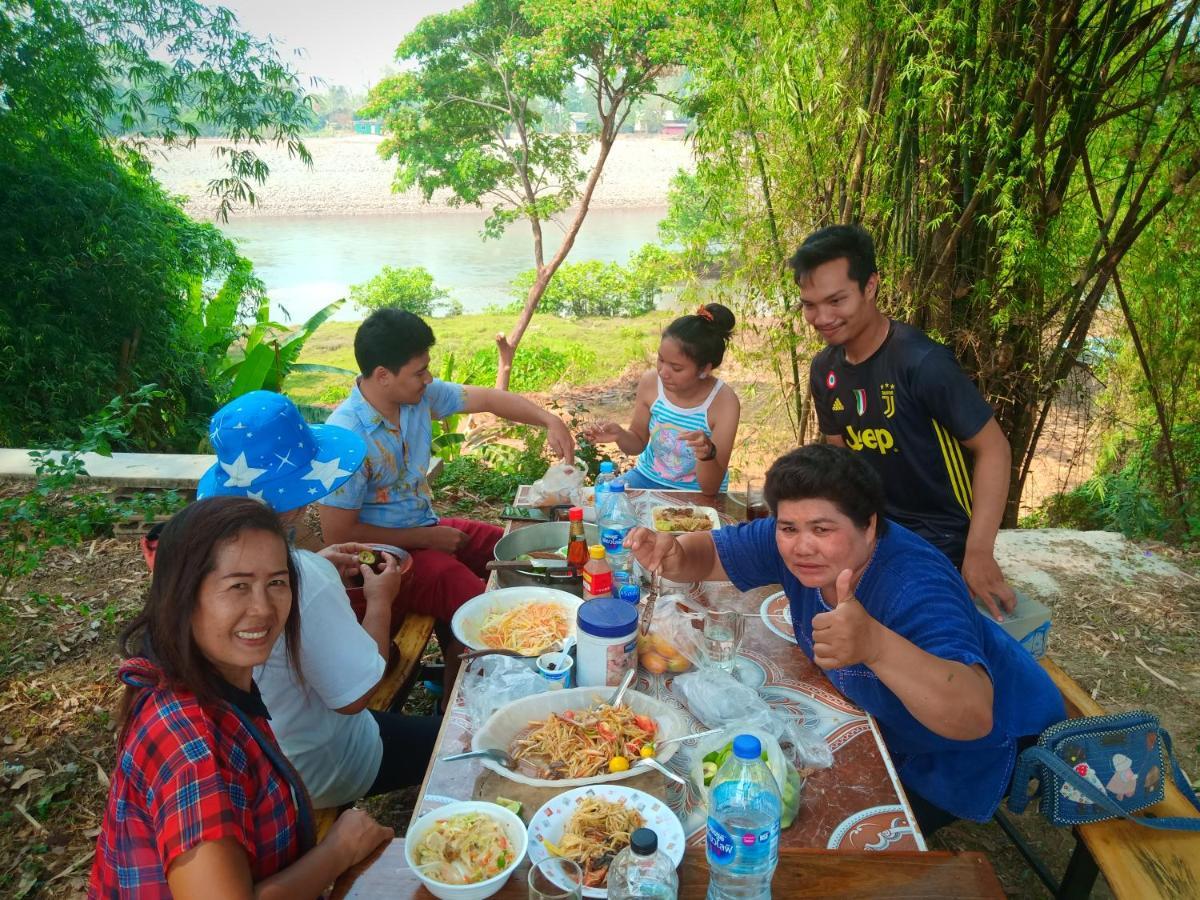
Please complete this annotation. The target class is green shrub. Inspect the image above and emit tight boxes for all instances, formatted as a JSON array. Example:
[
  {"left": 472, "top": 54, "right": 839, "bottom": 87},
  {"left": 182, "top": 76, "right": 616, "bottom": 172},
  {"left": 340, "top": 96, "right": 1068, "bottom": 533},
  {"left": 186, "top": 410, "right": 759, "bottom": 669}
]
[
  {"left": 511, "top": 258, "right": 659, "bottom": 318},
  {"left": 1026, "top": 423, "right": 1200, "bottom": 543},
  {"left": 464, "top": 344, "right": 598, "bottom": 393},
  {"left": 349, "top": 265, "right": 460, "bottom": 317}
]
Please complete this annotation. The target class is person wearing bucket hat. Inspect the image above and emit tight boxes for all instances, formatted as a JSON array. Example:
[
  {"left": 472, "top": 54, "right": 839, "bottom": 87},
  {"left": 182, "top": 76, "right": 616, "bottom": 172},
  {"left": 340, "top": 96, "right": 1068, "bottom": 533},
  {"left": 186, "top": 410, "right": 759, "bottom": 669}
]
[
  {"left": 319, "top": 309, "right": 576, "bottom": 696},
  {"left": 197, "top": 391, "right": 442, "bottom": 810}
]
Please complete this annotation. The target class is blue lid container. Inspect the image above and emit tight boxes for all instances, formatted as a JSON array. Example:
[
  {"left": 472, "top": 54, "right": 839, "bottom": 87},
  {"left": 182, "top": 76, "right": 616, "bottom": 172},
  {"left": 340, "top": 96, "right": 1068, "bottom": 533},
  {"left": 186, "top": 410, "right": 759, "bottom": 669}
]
[{"left": 577, "top": 597, "right": 638, "bottom": 638}]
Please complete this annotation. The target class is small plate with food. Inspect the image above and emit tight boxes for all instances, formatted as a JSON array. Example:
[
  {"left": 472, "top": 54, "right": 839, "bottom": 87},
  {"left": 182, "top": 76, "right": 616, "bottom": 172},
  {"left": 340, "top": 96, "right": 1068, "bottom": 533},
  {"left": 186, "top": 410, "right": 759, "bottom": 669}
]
[
  {"left": 405, "top": 800, "right": 527, "bottom": 900},
  {"left": 471, "top": 686, "right": 687, "bottom": 787},
  {"left": 526, "top": 785, "right": 684, "bottom": 896},
  {"left": 650, "top": 505, "right": 722, "bottom": 533},
  {"left": 451, "top": 587, "right": 582, "bottom": 658}
]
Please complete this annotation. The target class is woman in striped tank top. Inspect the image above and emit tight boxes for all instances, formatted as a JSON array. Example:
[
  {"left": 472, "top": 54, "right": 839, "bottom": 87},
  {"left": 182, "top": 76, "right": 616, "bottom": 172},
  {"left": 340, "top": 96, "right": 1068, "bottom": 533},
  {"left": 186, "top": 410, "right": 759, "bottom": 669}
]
[{"left": 587, "top": 304, "right": 741, "bottom": 495}]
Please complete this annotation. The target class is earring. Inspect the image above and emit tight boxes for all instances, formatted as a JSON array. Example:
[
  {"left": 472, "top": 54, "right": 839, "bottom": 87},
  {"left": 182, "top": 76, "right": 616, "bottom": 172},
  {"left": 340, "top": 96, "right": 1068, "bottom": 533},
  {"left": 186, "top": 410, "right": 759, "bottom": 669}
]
[{"left": 699, "top": 372, "right": 708, "bottom": 379}]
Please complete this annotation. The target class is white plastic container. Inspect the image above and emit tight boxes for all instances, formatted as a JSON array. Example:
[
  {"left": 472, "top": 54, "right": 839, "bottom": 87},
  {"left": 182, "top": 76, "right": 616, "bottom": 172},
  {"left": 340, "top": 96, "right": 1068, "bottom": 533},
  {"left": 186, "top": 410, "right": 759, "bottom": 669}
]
[{"left": 575, "top": 597, "right": 638, "bottom": 687}]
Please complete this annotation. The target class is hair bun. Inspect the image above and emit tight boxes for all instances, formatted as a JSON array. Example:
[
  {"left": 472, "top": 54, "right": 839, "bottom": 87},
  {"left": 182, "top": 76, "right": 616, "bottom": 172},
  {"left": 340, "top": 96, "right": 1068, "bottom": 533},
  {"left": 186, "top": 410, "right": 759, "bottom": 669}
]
[{"left": 702, "top": 303, "right": 736, "bottom": 339}]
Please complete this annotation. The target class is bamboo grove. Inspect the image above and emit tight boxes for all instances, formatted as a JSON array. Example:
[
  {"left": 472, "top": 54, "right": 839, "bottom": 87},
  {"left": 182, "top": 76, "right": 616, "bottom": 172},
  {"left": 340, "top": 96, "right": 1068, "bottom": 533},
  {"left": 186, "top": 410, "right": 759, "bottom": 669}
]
[{"left": 678, "top": 0, "right": 1200, "bottom": 527}]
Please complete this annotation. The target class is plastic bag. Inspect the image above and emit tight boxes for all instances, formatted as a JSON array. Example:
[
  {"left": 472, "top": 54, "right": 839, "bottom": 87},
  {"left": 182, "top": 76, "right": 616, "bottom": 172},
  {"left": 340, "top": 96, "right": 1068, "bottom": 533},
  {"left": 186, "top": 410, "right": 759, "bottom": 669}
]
[
  {"left": 671, "top": 668, "right": 834, "bottom": 772},
  {"left": 462, "top": 654, "right": 545, "bottom": 729},
  {"left": 687, "top": 722, "right": 805, "bottom": 829},
  {"left": 637, "top": 592, "right": 704, "bottom": 675},
  {"left": 525, "top": 460, "right": 587, "bottom": 507}
]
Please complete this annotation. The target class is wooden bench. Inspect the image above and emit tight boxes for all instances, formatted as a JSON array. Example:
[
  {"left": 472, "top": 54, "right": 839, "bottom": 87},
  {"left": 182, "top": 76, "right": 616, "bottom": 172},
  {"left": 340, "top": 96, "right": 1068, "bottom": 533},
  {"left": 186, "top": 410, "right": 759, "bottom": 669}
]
[
  {"left": 313, "top": 611, "right": 437, "bottom": 841},
  {"left": 1029, "top": 658, "right": 1200, "bottom": 898}
]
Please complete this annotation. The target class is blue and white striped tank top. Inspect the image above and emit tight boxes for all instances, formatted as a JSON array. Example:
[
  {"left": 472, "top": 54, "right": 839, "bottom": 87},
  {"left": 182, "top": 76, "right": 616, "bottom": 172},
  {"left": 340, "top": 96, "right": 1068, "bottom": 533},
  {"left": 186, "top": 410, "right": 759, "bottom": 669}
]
[{"left": 634, "top": 377, "right": 728, "bottom": 491}]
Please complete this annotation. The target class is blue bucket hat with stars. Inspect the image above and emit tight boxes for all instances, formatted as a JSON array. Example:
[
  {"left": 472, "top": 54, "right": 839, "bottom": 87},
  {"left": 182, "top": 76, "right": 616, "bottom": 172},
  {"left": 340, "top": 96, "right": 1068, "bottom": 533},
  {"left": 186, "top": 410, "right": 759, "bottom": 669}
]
[{"left": 197, "top": 391, "right": 366, "bottom": 514}]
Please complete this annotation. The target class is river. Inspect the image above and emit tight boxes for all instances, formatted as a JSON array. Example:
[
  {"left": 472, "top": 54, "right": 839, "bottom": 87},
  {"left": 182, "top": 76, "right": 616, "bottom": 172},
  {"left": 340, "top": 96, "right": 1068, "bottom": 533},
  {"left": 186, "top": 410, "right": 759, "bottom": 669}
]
[{"left": 219, "top": 207, "right": 667, "bottom": 324}]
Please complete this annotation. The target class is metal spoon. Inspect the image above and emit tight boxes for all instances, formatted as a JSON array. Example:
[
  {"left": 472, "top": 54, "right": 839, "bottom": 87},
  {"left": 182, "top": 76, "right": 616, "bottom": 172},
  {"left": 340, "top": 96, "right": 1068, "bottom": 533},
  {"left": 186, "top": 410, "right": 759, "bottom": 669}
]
[
  {"left": 655, "top": 726, "right": 726, "bottom": 749},
  {"left": 439, "top": 748, "right": 517, "bottom": 769},
  {"left": 603, "top": 668, "right": 636, "bottom": 709},
  {"left": 633, "top": 756, "right": 688, "bottom": 786}
]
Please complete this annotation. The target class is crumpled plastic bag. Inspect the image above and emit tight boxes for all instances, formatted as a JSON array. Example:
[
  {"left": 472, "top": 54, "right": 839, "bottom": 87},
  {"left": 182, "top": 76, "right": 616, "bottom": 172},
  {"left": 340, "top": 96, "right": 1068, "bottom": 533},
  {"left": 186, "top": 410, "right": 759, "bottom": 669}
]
[
  {"left": 637, "top": 592, "right": 704, "bottom": 675},
  {"left": 525, "top": 460, "right": 587, "bottom": 507},
  {"left": 462, "top": 654, "right": 545, "bottom": 729},
  {"left": 671, "top": 668, "right": 834, "bottom": 772}
]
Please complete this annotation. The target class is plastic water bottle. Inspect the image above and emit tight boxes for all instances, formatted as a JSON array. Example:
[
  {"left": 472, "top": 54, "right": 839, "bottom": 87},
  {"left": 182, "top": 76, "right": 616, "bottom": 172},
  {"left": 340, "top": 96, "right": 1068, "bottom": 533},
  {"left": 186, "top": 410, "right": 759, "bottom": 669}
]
[
  {"left": 706, "top": 734, "right": 781, "bottom": 899},
  {"left": 608, "top": 828, "right": 678, "bottom": 899},
  {"left": 597, "top": 483, "right": 637, "bottom": 574},
  {"left": 595, "top": 460, "right": 617, "bottom": 494},
  {"left": 595, "top": 460, "right": 617, "bottom": 521}
]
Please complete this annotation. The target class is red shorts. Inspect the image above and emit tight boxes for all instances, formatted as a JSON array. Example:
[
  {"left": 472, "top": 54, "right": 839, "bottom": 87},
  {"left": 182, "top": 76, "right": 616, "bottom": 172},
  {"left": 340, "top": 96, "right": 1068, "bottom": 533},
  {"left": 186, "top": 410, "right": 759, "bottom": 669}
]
[{"left": 347, "top": 518, "right": 502, "bottom": 633}]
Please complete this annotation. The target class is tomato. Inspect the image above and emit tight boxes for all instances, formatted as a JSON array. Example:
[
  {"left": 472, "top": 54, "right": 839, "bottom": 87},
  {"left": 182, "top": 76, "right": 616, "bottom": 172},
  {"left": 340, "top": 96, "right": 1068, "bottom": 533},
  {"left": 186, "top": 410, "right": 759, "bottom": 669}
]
[{"left": 597, "top": 722, "right": 617, "bottom": 742}]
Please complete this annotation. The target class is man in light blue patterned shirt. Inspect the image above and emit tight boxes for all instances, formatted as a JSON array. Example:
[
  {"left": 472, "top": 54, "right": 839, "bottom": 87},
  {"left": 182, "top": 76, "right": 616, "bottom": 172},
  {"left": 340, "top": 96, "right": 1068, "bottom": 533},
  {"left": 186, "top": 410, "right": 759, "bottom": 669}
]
[{"left": 319, "top": 309, "right": 574, "bottom": 693}]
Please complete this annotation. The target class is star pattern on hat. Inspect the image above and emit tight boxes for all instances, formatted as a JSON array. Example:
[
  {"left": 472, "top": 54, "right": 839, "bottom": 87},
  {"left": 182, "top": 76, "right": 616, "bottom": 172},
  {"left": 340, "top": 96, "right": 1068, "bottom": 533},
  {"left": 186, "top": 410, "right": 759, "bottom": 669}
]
[
  {"left": 221, "top": 452, "right": 267, "bottom": 488},
  {"left": 302, "top": 457, "right": 352, "bottom": 490},
  {"left": 246, "top": 489, "right": 265, "bottom": 503}
]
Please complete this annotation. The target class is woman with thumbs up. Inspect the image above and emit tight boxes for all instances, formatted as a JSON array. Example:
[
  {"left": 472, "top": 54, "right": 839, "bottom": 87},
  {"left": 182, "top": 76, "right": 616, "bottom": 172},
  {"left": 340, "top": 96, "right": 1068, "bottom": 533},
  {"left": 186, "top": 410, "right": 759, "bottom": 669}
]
[{"left": 625, "top": 444, "right": 1063, "bottom": 834}]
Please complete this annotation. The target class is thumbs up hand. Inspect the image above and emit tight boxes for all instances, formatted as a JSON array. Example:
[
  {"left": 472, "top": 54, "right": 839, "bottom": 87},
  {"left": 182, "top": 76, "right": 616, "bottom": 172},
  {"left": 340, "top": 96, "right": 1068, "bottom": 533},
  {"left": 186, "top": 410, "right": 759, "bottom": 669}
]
[{"left": 810, "top": 568, "right": 881, "bottom": 671}]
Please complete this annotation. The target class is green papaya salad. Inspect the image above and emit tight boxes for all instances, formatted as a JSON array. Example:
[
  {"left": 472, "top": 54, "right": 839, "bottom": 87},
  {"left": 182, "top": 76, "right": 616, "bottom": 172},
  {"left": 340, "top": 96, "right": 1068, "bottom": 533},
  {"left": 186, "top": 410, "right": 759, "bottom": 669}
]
[{"left": 700, "top": 740, "right": 806, "bottom": 829}]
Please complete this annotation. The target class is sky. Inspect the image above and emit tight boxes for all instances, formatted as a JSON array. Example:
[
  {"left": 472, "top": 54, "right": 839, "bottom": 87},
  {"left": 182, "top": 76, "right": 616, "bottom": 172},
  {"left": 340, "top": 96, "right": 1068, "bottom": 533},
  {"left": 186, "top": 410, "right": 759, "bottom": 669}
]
[{"left": 216, "top": 0, "right": 466, "bottom": 91}]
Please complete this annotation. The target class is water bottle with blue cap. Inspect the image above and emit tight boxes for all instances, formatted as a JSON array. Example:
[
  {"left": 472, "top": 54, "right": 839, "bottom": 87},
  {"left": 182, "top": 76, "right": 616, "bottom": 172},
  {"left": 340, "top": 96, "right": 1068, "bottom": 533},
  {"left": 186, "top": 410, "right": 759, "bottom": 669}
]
[{"left": 706, "top": 733, "right": 781, "bottom": 899}]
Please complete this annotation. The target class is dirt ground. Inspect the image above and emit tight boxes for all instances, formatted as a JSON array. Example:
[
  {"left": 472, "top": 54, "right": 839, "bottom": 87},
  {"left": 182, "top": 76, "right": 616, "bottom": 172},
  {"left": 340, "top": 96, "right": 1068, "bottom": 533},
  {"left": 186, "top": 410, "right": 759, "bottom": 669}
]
[{"left": 0, "top": 417, "right": 1196, "bottom": 897}]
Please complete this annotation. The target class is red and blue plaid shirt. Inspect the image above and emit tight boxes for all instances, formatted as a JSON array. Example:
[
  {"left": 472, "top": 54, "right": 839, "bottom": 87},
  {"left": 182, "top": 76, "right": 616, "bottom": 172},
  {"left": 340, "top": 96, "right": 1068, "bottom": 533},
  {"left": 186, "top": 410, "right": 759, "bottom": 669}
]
[{"left": 89, "top": 658, "right": 303, "bottom": 898}]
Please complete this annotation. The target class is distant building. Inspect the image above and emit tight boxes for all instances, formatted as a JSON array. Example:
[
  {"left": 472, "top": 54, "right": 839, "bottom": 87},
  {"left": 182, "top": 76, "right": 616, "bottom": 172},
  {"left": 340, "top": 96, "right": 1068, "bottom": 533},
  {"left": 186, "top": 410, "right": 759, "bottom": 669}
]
[
  {"left": 661, "top": 120, "right": 688, "bottom": 138},
  {"left": 353, "top": 118, "right": 383, "bottom": 135}
]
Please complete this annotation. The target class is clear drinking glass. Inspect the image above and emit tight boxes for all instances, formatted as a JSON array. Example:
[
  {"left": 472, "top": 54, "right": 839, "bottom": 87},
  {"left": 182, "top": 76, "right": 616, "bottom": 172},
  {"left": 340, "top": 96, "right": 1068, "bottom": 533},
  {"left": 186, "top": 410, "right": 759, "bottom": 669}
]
[
  {"left": 744, "top": 475, "right": 769, "bottom": 520},
  {"left": 528, "top": 857, "right": 584, "bottom": 900},
  {"left": 702, "top": 606, "right": 745, "bottom": 673}
]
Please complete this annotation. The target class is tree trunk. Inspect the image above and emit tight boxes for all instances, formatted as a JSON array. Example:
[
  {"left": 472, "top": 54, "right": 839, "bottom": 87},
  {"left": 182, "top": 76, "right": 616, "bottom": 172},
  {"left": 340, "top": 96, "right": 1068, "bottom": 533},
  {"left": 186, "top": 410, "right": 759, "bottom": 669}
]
[{"left": 493, "top": 137, "right": 617, "bottom": 390}]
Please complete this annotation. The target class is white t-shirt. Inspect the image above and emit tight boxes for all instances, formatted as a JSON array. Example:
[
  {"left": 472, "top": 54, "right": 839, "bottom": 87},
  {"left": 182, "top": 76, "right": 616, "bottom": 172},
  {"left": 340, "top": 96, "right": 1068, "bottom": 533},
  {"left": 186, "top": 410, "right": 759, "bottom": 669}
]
[{"left": 255, "top": 549, "right": 386, "bottom": 808}]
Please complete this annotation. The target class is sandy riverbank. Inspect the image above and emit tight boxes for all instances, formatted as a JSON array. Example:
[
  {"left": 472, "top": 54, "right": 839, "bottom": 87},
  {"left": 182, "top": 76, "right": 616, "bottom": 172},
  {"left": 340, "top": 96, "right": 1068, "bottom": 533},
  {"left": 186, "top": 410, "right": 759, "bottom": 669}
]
[{"left": 150, "top": 134, "right": 694, "bottom": 220}]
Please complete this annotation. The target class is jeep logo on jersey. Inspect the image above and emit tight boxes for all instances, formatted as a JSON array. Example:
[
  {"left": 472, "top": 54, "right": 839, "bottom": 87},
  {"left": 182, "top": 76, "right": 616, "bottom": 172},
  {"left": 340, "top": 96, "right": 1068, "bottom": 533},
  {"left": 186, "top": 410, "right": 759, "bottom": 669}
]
[{"left": 845, "top": 425, "right": 896, "bottom": 454}]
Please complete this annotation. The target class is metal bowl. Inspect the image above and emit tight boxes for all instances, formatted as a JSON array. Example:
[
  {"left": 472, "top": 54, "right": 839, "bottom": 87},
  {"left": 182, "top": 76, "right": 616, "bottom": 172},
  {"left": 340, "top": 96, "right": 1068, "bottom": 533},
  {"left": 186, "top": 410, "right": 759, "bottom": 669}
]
[{"left": 491, "top": 522, "right": 597, "bottom": 593}]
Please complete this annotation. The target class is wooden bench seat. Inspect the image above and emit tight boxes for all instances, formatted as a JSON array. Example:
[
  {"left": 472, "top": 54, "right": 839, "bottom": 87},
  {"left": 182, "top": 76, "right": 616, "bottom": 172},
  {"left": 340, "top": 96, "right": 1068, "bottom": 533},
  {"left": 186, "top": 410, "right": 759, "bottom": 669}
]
[
  {"left": 1037, "top": 658, "right": 1200, "bottom": 898},
  {"left": 313, "top": 612, "right": 436, "bottom": 842}
]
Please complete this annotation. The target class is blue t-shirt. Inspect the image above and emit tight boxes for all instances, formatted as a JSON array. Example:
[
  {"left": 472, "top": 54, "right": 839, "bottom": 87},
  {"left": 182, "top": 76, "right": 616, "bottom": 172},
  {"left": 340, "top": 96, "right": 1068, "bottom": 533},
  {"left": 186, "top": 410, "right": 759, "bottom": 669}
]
[
  {"left": 322, "top": 379, "right": 466, "bottom": 528},
  {"left": 713, "top": 518, "right": 1064, "bottom": 821}
]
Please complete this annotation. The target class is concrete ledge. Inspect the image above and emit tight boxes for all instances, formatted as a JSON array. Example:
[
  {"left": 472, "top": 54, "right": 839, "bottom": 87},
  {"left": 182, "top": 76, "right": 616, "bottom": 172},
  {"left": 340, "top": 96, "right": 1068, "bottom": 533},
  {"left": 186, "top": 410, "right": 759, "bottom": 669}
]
[{"left": 0, "top": 449, "right": 213, "bottom": 490}]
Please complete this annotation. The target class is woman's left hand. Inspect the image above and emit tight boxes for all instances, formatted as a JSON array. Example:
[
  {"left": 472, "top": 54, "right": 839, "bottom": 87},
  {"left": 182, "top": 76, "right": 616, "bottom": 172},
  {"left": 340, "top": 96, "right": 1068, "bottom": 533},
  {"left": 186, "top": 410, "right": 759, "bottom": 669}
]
[
  {"left": 678, "top": 429, "right": 716, "bottom": 461},
  {"left": 811, "top": 569, "right": 882, "bottom": 670}
]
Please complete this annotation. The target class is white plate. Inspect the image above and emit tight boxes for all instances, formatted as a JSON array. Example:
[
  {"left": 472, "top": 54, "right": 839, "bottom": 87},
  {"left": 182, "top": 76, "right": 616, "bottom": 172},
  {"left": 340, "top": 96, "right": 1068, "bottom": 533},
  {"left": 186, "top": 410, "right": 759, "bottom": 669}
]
[
  {"left": 526, "top": 784, "right": 685, "bottom": 898},
  {"left": 472, "top": 686, "right": 687, "bottom": 788},
  {"left": 649, "top": 505, "right": 722, "bottom": 533},
  {"left": 451, "top": 587, "right": 582, "bottom": 654}
]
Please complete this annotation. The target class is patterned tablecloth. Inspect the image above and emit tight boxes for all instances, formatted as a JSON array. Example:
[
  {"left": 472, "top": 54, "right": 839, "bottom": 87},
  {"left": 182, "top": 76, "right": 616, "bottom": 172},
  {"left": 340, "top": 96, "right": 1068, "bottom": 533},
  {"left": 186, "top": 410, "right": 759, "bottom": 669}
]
[{"left": 416, "top": 489, "right": 924, "bottom": 853}]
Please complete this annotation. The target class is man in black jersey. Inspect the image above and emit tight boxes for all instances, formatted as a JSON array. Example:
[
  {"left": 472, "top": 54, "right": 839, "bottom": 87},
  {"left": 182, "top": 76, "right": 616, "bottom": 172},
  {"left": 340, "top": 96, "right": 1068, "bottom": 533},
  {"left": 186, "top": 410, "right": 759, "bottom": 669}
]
[{"left": 789, "top": 224, "right": 1017, "bottom": 621}]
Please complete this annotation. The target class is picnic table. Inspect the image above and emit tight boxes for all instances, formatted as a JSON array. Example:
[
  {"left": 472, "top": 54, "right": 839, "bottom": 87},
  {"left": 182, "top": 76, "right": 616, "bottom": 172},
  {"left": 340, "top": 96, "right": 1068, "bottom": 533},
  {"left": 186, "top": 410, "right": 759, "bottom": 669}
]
[{"left": 333, "top": 488, "right": 1005, "bottom": 897}]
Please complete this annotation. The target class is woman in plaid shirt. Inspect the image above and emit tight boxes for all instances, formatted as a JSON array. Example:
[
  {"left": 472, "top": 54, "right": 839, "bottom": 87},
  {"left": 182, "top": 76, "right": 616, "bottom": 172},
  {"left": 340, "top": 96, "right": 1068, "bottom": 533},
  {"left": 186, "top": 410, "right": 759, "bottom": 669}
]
[{"left": 89, "top": 498, "right": 392, "bottom": 898}]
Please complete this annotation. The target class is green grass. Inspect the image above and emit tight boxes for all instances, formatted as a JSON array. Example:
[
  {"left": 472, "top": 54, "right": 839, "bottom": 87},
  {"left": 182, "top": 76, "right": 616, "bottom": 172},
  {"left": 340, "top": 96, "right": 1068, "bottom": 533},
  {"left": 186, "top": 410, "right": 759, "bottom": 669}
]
[{"left": 286, "top": 311, "right": 673, "bottom": 406}]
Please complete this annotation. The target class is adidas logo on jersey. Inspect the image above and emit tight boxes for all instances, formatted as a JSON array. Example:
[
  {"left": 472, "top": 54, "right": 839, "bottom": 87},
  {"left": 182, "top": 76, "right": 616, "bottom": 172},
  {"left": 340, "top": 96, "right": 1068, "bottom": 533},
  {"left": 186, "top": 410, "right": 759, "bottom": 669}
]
[{"left": 831, "top": 397, "right": 845, "bottom": 412}]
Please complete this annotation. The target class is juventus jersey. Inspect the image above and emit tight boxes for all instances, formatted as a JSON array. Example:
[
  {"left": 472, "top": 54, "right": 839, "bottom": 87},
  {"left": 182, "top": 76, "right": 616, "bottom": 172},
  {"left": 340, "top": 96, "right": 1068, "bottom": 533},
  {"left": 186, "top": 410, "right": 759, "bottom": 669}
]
[{"left": 809, "top": 320, "right": 994, "bottom": 566}]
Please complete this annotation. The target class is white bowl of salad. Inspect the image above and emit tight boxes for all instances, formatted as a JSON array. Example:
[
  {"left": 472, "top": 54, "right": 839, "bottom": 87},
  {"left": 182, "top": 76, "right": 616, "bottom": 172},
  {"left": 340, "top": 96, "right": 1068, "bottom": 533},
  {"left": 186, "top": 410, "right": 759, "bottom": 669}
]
[{"left": 406, "top": 800, "right": 527, "bottom": 900}]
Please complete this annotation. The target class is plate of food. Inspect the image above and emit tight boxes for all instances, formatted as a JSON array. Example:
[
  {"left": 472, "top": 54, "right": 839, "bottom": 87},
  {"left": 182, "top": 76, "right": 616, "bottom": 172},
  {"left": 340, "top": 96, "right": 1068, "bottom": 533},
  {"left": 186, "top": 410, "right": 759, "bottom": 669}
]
[
  {"left": 471, "top": 686, "right": 687, "bottom": 787},
  {"left": 650, "top": 505, "right": 722, "bottom": 533},
  {"left": 451, "top": 587, "right": 582, "bottom": 657},
  {"left": 405, "top": 800, "right": 527, "bottom": 900},
  {"left": 526, "top": 785, "right": 684, "bottom": 896}
]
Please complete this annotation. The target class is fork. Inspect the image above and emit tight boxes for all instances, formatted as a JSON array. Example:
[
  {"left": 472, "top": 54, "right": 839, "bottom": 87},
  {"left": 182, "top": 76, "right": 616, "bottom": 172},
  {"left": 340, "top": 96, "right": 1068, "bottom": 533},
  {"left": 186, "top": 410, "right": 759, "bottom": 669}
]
[
  {"left": 439, "top": 747, "right": 517, "bottom": 769},
  {"left": 640, "top": 568, "right": 662, "bottom": 637}
]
